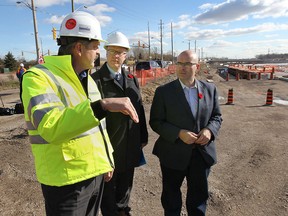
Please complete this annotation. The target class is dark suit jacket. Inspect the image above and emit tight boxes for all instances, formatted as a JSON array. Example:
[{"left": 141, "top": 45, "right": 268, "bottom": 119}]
[
  {"left": 149, "top": 79, "right": 222, "bottom": 170},
  {"left": 91, "top": 63, "right": 148, "bottom": 172}
]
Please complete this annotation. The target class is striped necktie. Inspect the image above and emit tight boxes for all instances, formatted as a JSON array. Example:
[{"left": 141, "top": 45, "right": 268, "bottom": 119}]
[
  {"left": 115, "top": 73, "right": 121, "bottom": 81},
  {"left": 114, "top": 72, "right": 123, "bottom": 87}
]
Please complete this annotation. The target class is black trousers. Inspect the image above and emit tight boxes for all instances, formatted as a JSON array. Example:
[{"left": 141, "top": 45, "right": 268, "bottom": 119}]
[
  {"left": 41, "top": 175, "right": 104, "bottom": 216},
  {"left": 100, "top": 168, "right": 135, "bottom": 216},
  {"left": 160, "top": 149, "right": 211, "bottom": 216}
]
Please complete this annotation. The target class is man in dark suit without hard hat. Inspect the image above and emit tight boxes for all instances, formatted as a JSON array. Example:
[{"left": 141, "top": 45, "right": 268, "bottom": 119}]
[{"left": 149, "top": 50, "right": 222, "bottom": 216}]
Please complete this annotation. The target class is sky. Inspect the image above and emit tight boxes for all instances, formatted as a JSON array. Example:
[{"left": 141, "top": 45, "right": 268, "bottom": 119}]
[{"left": 0, "top": 0, "right": 287, "bottom": 61}]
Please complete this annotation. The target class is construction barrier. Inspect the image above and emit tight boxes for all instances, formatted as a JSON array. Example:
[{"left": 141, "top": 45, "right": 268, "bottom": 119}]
[
  {"left": 236, "top": 72, "right": 240, "bottom": 81},
  {"left": 227, "top": 65, "right": 277, "bottom": 81},
  {"left": 139, "top": 69, "right": 146, "bottom": 86},
  {"left": 226, "top": 72, "right": 229, "bottom": 81},
  {"left": 270, "top": 67, "right": 274, "bottom": 80},
  {"left": 264, "top": 89, "right": 273, "bottom": 106},
  {"left": 226, "top": 88, "right": 234, "bottom": 105},
  {"left": 168, "top": 65, "right": 176, "bottom": 74},
  {"left": 247, "top": 72, "right": 251, "bottom": 80},
  {"left": 134, "top": 65, "right": 176, "bottom": 87}
]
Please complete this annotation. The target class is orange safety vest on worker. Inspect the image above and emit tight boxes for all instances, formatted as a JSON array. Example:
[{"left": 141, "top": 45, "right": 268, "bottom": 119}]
[{"left": 16, "top": 65, "right": 26, "bottom": 80}]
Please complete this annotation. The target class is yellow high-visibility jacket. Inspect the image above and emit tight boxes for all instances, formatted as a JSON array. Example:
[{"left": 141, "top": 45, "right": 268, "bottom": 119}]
[{"left": 21, "top": 55, "right": 114, "bottom": 186}]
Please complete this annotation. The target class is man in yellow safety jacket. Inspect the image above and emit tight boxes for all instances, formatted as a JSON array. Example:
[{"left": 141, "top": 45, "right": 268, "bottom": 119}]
[{"left": 21, "top": 11, "right": 138, "bottom": 216}]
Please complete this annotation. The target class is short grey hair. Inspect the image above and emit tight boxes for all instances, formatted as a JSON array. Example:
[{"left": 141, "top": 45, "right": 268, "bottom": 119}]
[{"left": 58, "top": 39, "right": 92, "bottom": 56}]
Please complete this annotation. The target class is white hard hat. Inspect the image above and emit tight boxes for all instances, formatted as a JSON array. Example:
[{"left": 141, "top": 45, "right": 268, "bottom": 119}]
[
  {"left": 20, "top": 63, "right": 24, "bottom": 67},
  {"left": 104, "top": 31, "right": 130, "bottom": 50},
  {"left": 59, "top": 11, "right": 104, "bottom": 43}
]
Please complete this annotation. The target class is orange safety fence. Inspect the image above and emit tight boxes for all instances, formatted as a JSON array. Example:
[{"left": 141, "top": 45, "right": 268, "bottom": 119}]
[{"left": 131, "top": 64, "right": 177, "bottom": 86}]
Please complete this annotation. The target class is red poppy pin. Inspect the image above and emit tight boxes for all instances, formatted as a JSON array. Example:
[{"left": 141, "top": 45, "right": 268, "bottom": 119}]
[
  {"left": 198, "top": 93, "right": 203, "bottom": 99},
  {"left": 128, "top": 74, "right": 134, "bottom": 79}
]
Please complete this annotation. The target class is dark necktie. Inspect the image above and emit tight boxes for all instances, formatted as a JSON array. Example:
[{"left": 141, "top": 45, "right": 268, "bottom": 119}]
[
  {"left": 115, "top": 73, "right": 123, "bottom": 87},
  {"left": 115, "top": 73, "right": 120, "bottom": 80}
]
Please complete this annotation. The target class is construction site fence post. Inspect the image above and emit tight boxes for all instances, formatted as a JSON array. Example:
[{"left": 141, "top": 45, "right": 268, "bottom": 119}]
[
  {"left": 247, "top": 72, "right": 251, "bottom": 80},
  {"left": 226, "top": 72, "right": 229, "bottom": 81},
  {"left": 236, "top": 72, "right": 240, "bottom": 81},
  {"left": 140, "top": 69, "right": 145, "bottom": 87},
  {"left": 270, "top": 67, "right": 274, "bottom": 80}
]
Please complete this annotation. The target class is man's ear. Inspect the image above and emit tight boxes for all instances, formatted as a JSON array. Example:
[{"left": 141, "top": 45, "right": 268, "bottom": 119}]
[
  {"left": 74, "top": 42, "right": 83, "bottom": 56},
  {"left": 196, "top": 63, "right": 200, "bottom": 70}
]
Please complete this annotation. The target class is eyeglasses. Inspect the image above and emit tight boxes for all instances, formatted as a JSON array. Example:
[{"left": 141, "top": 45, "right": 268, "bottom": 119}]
[
  {"left": 176, "top": 62, "right": 197, "bottom": 67},
  {"left": 107, "top": 49, "right": 127, "bottom": 56}
]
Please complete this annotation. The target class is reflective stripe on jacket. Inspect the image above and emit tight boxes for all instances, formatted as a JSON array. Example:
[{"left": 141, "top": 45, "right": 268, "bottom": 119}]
[{"left": 21, "top": 55, "right": 114, "bottom": 186}]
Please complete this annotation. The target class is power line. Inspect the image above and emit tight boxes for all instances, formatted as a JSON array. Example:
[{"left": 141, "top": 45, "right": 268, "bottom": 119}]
[{"left": 98, "top": 0, "right": 159, "bottom": 23}]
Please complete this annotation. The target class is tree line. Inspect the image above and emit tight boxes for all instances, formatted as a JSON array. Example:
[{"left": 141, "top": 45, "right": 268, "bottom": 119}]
[
  {"left": 0, "top": 52, "right": 36, "bottom": 73},
  {"left": 256, "top": 53, "right": 288, "bottom": 60}
]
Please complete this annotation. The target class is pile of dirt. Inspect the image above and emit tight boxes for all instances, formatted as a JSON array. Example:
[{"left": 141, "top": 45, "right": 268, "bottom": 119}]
[{"left": 141, "top": 63, "right": 219, "bottom": 104}]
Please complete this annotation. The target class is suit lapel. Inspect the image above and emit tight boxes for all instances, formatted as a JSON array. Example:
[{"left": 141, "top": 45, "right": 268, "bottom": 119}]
[
  {"left": 195, "top": 80, "right": 204, "bottom": 131},
  {"left": 101, "top": 63, "right": 124, "bottom": 90},
  {"left": 100, "top": 63, "right": 114, "bottom": 81}
]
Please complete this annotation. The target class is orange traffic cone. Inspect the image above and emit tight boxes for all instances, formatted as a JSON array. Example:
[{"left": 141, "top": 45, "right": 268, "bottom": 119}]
[
  {"left": 264, "top": 89, "right": 273, "bottom": 106},
  {"left": 226, "top": 88, "right": 234, "bottom": 105}
]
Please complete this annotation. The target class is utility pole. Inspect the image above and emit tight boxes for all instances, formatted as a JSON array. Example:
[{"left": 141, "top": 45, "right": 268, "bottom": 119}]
[
  {"left": 31, "top": 0, "right": 40, "bottom": 61},
  {"left": 17, "top": 0, "right": 40, "bottom": 61},
  {"left": 201, "top": 47, "right": 203, "bottom": 61},
  {"left": 171, "top": 22, "right": 174, "bottom": 63},
  {"left": 41, "top": 38, "right": 44, "bottom": 56},
  {"left": 160, "top": 19, "right": 163, "bottom": 61},
  {"left": 148, "top": 22, "right": 151, "bottom": 59},
  {"left": 71, "top": 0, "right": 74, "bottom": 12},
  {"left": 194, "top": 40, "right": 197, "bottom": 53}
]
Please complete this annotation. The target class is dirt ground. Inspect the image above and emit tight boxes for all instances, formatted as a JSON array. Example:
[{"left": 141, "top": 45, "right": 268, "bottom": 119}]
[{"left": 0, "top": 67, "right": 287, "bottom": 216}]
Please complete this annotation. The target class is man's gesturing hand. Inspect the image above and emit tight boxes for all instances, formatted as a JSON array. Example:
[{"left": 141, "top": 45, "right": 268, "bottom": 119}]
[{"left": 100, "top": 97, "right": 139, "bottom": 123}]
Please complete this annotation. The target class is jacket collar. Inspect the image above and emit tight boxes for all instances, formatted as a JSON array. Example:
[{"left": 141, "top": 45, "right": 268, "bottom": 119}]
[{"left": 43, "top": 55, "right": 75, "bottom": 76}]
